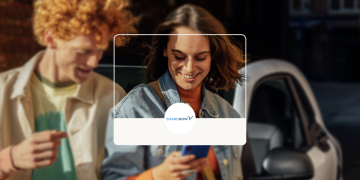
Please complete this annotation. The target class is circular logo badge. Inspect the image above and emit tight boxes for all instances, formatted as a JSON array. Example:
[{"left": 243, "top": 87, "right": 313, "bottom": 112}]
[{"left": 164, "top": 103, "right": 196, "bottom": 134}]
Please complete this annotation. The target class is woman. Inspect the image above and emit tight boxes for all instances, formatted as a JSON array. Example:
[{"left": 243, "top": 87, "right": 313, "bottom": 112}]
[{"left": 102, "top": 4, "right": 245, "bottom": 180}]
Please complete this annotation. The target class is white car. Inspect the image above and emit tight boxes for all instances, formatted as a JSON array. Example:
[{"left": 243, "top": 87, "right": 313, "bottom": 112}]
[
  {"left": 94, "top": 59, "right": 343, "bottom": 180},
  {"left": 233, "top": 60, "right": 343, "bottom": 180}
]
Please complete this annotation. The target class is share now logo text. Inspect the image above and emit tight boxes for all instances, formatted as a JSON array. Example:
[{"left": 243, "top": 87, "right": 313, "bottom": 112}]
[
  {"left": 164, "top": 103, "right": 196, "bottom": 134},
  {"left": 166, "top": 116, "right": 194, "bottom": 121}
]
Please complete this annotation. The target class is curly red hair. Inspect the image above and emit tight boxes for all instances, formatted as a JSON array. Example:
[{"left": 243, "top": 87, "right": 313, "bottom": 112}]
[{"left": 33, "top": 0, "right": 136, "bottom": 47}]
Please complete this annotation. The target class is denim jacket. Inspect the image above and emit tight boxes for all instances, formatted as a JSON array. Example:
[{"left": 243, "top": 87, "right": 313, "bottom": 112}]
[{"left": 101, "top": 71, "right": 243, "bottom": 180}]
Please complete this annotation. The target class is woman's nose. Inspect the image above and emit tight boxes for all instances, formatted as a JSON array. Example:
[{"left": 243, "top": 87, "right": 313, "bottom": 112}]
[{"left": 184, "top": 57, "right": 196, "bottom": 72}]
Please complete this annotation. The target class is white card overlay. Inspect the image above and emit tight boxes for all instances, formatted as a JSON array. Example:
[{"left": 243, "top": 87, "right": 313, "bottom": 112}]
[{"left": 114, "top": 118, "right": 246, "bottom": 145}]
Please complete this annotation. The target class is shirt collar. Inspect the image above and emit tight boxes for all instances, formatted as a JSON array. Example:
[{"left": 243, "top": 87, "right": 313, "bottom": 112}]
[
  {"left": 201, "top": 85, "right": 219, "bottom": 118},
  {"left": 72, "top": 72, "right": 95, "bottom": 104},
  {"left": 158, "top": 70, "right": 218, "bottom": 117},
  {"left": 11, "top": 51, "right": 95, "bottom": 104},
  {"left": 11, "top": 51, "right": 44, "bottom": 99},
  {"left": 158, "top": 70, "right": 182, "bottom": 106}
]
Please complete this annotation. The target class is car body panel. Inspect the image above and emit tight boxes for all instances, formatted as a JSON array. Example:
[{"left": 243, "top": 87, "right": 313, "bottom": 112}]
[{"left": 233, "top": 59, "right": 343, "bottom": 180}]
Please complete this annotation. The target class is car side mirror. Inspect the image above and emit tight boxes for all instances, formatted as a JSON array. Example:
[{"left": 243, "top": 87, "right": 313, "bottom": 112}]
[{"left": 250, "top": 148, "right": 314, "bottom": 180}]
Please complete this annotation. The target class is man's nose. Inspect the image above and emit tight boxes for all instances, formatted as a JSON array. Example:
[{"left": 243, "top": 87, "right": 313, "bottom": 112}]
[{"left": 87, "top": 53, "right": 100, "bottom": 68}]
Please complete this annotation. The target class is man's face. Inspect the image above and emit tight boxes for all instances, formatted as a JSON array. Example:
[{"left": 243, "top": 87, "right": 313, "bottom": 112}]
[{"left": 53, "top": 26, "right": 109, "bottom": 84}]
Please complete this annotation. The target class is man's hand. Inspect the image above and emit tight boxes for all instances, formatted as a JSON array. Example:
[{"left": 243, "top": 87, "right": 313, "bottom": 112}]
[
  {"left": 152, "top": 151, "right": 208, "bottom": 180},
  {"left": 11, "top": 130, "right": 67, "bottom": 169}
]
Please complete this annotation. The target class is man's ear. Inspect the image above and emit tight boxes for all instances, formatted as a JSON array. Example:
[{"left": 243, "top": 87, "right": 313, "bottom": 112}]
[
  {"left": 163, "top": 47, "right": 167, "bottom": 57},
  {"left": 44, "top": 30, "right": 57, "bottom": 49}
]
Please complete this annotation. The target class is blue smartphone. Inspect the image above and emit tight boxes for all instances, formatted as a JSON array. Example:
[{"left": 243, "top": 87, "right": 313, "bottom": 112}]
[{"left": 181, "top": 145, "right": 211, "bottom": 159}]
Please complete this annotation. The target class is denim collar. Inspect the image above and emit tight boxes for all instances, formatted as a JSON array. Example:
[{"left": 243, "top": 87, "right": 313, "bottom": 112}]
[{"left": 158, "top": 70, "right": 219, "bottom": 118}]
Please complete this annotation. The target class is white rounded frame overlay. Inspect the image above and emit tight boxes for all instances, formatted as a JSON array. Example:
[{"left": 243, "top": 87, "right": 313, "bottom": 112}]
[{"left": 113, "top": 34, "right": 247, "bottom": 145}]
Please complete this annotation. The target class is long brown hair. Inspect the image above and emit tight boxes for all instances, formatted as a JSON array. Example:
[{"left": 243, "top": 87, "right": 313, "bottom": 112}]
[{"left": 144, "top": 4, "right": 245, "bottom": 90}]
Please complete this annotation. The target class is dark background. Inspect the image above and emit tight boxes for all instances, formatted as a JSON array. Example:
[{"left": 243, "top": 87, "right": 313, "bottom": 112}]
[
  {"left": 109, "top": 0, "right": 359, "bottom": 83},
  {"left": 1, "top": 0, "right": 358, "bottom": 82},
  {"left": 0, "top": 0, "right": 359, "bottom": 179}
]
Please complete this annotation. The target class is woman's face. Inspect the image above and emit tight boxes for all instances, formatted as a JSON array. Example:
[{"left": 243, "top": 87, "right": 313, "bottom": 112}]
[{"left": 164, "top": 26, "right": 211, "bottom": 90}]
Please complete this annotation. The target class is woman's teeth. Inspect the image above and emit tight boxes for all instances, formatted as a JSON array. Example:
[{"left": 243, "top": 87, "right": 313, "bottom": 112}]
[{"left": 181, "top": 73, "right": 196, "bottom": 79}]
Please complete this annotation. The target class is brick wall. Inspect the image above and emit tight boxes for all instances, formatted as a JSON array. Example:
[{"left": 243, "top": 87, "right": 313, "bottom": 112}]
[{"left": 0, "top": 0, "right": 44, "bottom": 73}]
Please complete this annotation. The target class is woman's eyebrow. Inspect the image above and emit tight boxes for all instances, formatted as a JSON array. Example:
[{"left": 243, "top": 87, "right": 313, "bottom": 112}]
[
  {"left": 196, "top": 51, "right": 210, "bottom": 55},
  {"left": 171, "top": 49, "right": 210, "bottom": 55},
  {"left": 171, "top": 49, "right": 184, "bottom": 54}
]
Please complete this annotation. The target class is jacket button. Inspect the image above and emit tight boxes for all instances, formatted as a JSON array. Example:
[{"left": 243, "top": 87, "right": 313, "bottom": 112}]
[
  {"left": 223, "top": 159, "right": 228, "bottom": 166},
  {"left": 201, "top": 111, "right": 205, "bottom": 117}
]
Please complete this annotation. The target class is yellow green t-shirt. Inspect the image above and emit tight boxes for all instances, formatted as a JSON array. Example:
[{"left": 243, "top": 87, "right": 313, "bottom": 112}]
[{"left": 30, "top": 71, "right": 78, "bottom": 180}]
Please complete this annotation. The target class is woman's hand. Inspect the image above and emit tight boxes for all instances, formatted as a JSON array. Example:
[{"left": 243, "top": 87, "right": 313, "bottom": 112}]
[
  {"left": 11, "top": 130, "right": 67, "bottom": 169},
  {"left": 152, "top": 151, "right": 208, "bottom": 180}
]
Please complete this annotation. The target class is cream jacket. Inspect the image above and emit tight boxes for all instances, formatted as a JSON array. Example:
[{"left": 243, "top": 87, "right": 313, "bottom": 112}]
[{"left": 0, "top": 52, "right": 126, "bottom": 180}]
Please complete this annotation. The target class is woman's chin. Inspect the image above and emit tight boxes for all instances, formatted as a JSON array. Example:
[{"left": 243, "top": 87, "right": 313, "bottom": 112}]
[
  {"left": 173, "top": 75, "right": 202, "bottom": 90},
  {"left": 177, "top": 81, "right": 199, "bottom": 90}
]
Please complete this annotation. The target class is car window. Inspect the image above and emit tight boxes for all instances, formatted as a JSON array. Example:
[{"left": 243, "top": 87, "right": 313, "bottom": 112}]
[
  {"left": 291, "top": 77, "right": 315, "bottom": 129},
  {"left": 248, "top": 78, "right": 306, "bottom": 149}
]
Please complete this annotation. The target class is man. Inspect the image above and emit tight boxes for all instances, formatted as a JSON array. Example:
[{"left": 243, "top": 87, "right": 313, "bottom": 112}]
[{"left": 0, "top": 0, "right": 135, "bottom": 179}]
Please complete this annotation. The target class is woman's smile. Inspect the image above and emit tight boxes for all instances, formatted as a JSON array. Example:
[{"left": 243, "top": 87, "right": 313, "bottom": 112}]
[{"left": 178, "top": 71, "right": 201, "bottom": 82}]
